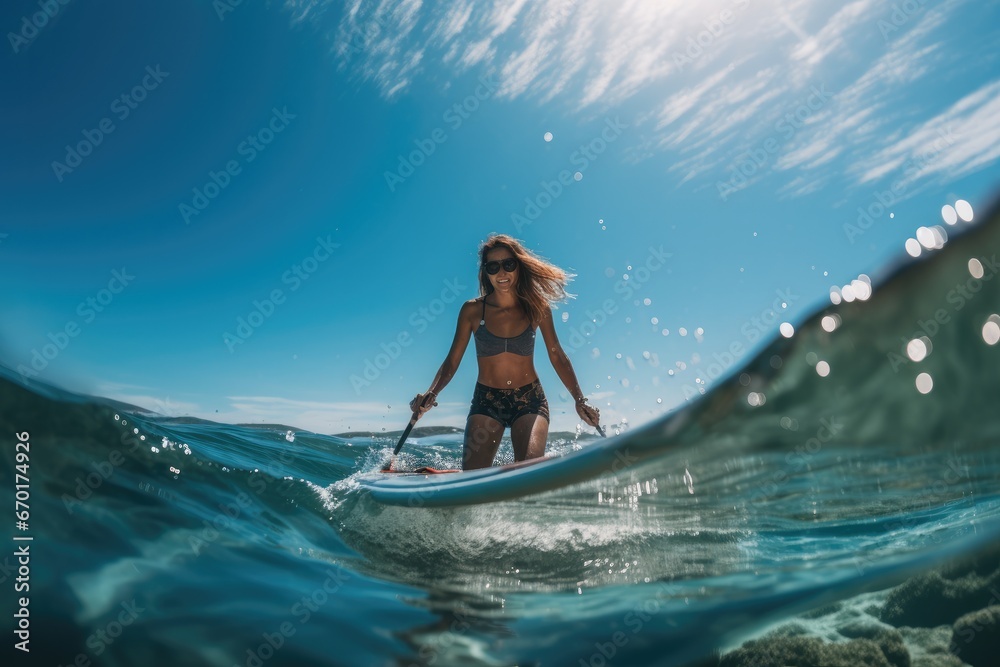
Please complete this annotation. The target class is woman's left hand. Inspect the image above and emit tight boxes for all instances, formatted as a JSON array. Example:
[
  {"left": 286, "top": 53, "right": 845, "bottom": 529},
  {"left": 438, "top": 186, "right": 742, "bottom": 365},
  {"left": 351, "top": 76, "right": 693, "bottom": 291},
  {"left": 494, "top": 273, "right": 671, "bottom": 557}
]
[{"left": 576, "top": 399, "right": 600, "bottom": 428}]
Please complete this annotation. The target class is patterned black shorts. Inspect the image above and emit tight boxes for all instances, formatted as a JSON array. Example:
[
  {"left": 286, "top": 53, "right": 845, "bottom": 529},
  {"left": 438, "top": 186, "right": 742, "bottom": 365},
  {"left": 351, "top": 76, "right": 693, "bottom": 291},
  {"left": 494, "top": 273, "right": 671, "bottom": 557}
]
[{"left": 468, "top": 380, "right": 550, "bottom": 428}]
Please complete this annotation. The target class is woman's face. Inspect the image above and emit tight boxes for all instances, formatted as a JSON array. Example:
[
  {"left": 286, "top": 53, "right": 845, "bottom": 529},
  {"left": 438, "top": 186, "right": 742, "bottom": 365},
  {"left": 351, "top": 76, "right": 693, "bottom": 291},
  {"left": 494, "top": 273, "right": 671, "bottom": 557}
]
[{"left": 484, "top": 247, "right": 518, "bottom": 294}]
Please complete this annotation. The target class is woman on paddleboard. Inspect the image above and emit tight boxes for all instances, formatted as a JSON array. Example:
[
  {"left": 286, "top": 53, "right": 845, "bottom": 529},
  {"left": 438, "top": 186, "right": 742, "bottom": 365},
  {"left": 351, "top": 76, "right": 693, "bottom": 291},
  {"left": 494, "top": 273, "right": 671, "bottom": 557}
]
[{"left": 410, "top": 234, "right": 601, "bottom": 470}]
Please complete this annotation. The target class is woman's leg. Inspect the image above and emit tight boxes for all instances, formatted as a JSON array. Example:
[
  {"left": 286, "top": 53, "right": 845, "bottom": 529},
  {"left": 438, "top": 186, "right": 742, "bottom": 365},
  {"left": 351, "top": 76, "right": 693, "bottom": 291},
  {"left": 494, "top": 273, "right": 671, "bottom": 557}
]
[
  {"left": 464, "top": 414, "right": 505, "bottom": 470},
  {"left": 511, "top": 413, "right": 548, "bottom": 461}
]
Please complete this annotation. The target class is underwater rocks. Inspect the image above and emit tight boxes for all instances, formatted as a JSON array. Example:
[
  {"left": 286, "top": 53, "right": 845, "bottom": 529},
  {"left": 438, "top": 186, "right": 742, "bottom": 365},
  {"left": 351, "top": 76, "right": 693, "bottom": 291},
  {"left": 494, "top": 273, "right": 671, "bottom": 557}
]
[
  {"left": 950, "top": 605, "right": 1000, "bottom": 667},
  {"left": 717, "top": 545, "right": 1000, "bottom": 667},
  {"left": 718, "top": 631, "right": 908, "bottom": 667},
  {"left": 880, "top": 551, "right": 1000, "bottom": 628}
]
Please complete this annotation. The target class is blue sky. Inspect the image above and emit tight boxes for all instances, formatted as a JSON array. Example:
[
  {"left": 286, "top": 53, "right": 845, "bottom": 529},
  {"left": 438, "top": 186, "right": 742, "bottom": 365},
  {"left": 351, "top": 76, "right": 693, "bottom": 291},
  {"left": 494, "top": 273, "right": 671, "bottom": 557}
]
[{"left": 2, "top": 0, "right": 999, "bottom": 434}]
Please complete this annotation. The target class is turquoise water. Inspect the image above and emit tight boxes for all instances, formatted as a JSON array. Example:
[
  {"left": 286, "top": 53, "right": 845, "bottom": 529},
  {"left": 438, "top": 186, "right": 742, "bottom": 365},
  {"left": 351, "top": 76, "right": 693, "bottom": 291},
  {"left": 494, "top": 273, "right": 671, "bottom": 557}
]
[{"left": 2, "top": 203, "right": 999, "bottom": 666}]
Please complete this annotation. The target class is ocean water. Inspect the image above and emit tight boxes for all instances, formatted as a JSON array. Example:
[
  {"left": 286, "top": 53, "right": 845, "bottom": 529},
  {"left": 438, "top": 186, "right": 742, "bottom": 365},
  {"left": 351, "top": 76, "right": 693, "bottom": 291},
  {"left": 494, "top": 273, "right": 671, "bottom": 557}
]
[{"left": 2, "top": 202, "right": 999, "bottom": 667}]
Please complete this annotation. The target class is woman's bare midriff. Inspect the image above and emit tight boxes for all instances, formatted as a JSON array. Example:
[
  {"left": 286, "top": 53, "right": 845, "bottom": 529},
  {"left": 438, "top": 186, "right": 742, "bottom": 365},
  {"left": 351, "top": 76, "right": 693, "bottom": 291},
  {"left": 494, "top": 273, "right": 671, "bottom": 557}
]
[{"left": 476, "top": 354, "right": 539, "bottom": 388}]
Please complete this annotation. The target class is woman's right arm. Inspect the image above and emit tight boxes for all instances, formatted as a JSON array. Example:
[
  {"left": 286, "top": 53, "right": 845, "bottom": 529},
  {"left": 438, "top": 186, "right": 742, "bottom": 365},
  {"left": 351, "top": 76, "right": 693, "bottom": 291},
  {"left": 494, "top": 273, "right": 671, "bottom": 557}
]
[{"left": 411, "top": 300, "right": 476, "bottom": 417}]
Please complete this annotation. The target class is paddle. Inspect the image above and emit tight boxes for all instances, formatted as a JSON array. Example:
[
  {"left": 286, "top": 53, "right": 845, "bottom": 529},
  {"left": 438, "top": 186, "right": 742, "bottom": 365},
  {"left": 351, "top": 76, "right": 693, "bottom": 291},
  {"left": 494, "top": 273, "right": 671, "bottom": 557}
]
[{"left": 381, "top": 411, "right": 419, "bottom": 472}]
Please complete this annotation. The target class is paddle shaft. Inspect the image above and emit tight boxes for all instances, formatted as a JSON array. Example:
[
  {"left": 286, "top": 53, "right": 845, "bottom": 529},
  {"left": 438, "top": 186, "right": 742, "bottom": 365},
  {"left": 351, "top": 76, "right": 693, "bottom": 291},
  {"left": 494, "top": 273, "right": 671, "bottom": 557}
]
[{"left": 392, "top": 412, "right": 419, "bottom": 455}]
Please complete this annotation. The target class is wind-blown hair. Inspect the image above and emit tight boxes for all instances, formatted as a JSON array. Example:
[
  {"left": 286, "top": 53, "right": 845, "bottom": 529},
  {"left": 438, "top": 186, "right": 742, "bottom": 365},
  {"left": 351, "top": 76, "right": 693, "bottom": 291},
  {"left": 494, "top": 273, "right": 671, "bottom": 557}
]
[{"left": 478, "top": 234, "right": 573, "bottom": 325}]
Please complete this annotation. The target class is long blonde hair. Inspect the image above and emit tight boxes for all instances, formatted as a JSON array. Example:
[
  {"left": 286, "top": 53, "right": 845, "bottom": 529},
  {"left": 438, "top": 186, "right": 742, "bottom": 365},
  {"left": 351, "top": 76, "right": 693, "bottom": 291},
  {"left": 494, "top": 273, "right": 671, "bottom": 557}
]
[{"left": 478, "top": 234, "right": 573, "bottom": 324}]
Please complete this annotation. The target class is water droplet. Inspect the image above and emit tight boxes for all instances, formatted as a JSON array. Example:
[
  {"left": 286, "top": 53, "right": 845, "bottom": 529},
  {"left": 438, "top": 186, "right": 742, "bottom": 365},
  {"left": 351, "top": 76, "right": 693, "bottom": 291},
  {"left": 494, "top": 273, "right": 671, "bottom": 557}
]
[
  {"left": 906, "top": 338, "right": 929, "bottom": 362},
  {"left": 916, "top": 227, "right": 937, "bottom": 249},
  {"left": 543, "top": 131, "right": 553, "bottom": 142},
  {"left": 983, "top": 315, "right": 1000, "bottom": 345},
  {"left": 955, "top": 199, "right": 974, "bottom": 222},
  {"left": 941, "top": 204, "right": 958, "bottom": 225}
]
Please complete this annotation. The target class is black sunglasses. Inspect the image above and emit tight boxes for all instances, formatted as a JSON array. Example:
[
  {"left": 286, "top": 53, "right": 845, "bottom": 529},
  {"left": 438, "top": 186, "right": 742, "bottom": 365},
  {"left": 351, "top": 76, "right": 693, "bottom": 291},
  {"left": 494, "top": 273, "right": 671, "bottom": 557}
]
[{"left": 484, "top": 258, "right": 519, "bottom": 275}]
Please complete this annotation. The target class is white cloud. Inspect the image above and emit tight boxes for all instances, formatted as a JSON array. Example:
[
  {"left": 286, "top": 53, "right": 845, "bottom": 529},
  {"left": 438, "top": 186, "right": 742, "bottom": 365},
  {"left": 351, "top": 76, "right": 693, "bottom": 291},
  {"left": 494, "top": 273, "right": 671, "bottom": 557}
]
[
  {"left": 859, "top": 79, "right": 1000, "bottom": 186},
  {"left": 296, "top": 0, "right": 995, "bottom": 200},
  {"left": 789, "top": 0, "right": 877, "bottom": 69}
]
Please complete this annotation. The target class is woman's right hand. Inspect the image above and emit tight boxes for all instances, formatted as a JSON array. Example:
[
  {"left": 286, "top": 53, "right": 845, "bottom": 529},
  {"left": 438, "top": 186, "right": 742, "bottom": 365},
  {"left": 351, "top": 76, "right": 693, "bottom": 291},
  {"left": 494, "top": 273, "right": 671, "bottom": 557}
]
[{"left": 409, "top": 392, "right": 438, "bottom": 420}]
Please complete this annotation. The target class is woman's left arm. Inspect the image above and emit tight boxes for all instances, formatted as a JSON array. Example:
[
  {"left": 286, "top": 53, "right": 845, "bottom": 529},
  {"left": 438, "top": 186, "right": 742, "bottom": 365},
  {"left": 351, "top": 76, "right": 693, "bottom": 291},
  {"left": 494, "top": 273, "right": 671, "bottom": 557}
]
[{"left": 537, "top": 307, "right": 600, "bottom": 427}]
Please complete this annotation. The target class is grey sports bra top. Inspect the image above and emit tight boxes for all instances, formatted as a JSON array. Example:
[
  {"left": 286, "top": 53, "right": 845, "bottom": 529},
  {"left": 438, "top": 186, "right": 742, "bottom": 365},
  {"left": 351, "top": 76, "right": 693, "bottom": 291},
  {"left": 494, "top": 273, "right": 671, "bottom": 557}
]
[{"left": 474, "top": 299, "right": 535, "bottom": 357}]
